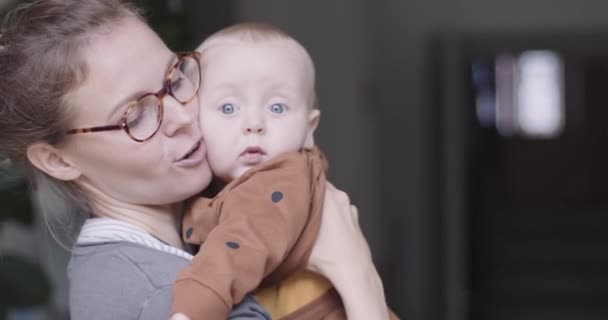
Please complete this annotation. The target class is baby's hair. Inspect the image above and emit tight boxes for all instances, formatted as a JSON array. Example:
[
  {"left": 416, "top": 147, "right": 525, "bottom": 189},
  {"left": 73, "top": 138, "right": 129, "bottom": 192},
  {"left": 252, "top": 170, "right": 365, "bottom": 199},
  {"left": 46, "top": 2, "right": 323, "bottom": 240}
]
[
  {"left": 202, "top": 22, "right": 293, "bottom": 44},
  {"left": 198, "top": 22, "right": 319, "bottom": 109}
]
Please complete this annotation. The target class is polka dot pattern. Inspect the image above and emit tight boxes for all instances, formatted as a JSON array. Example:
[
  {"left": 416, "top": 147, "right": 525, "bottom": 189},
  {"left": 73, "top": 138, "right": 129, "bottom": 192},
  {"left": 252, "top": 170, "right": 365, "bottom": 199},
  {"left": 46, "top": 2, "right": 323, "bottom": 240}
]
[{"left": 271, "top": 191, "right": 283, "bottom": 203}]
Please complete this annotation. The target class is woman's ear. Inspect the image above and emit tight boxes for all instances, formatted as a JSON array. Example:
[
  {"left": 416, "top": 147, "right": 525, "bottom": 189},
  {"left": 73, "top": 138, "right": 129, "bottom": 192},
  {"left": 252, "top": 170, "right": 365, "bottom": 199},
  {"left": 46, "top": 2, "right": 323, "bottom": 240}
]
[
  {"left": 26, "top": 143, "right": 81, "bottom": 181},
  {"left": 304, "top": 109, "right": 321, "bottom": 149}
]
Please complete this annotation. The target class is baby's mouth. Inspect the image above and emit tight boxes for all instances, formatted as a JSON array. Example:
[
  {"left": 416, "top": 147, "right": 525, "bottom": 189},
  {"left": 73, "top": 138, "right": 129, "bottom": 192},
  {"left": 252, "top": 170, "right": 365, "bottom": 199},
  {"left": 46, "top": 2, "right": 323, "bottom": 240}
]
[{"left": 240, "top": 146, "right": 266, "bottom": 164}]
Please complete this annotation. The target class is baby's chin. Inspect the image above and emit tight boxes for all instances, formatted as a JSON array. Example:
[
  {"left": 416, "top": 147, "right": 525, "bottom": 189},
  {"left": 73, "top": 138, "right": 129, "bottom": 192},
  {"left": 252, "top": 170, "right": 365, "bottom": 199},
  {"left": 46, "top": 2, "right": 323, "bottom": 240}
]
[
  {"left": 213, "top": 148, "right": 301, "bottom": 181},
  {"left": 231, "top": 166, "right": 253, "bottom": 180},
  {"left": 213, "top": 167, "right": 247, "bottom": 182}
]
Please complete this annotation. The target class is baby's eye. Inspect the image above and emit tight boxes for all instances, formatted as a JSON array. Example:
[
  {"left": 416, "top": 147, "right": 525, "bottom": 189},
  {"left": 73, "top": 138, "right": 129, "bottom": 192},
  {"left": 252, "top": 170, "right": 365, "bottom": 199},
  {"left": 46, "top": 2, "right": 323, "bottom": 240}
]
[
  {"left": 221, "top": 103, "right": 236, "bottom": 114},
  {"left": 269, "top": 103, "right": 285, "bottom": 114}
]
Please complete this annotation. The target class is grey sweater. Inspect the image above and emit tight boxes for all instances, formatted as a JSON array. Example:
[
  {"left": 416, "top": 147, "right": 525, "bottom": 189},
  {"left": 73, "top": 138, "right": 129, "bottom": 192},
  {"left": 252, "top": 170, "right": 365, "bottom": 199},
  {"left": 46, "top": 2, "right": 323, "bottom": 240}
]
[{"left": 68, "top": 241, "right": 270, "bottom": 320}]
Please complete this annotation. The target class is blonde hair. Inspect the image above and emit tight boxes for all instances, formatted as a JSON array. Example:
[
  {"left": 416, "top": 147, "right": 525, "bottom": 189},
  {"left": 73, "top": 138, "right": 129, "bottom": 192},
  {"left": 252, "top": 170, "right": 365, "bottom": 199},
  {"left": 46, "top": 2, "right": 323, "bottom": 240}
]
[
  {"left": 0, "top": 0, "right": 143, "bottom": 248},
  {"left": 198, "top": 22, "right": 318, "bottom": 109}
]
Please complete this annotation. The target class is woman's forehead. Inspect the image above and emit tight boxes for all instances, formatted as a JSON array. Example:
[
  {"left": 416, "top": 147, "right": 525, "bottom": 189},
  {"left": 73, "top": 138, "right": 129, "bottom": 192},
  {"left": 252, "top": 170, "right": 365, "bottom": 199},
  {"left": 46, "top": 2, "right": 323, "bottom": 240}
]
[
  {"left": 84, "top": 18, "right": 171, "bottom": 76},
  {"left": 68, "top": 18, "right": 173, "bottom": 123}
]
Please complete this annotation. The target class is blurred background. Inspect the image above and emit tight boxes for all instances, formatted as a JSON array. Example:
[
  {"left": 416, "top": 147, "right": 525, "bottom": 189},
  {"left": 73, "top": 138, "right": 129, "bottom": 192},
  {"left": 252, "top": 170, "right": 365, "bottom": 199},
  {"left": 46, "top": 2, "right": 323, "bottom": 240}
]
[{"left": 2, "top": 0, "right": 608, "bottom": 319}]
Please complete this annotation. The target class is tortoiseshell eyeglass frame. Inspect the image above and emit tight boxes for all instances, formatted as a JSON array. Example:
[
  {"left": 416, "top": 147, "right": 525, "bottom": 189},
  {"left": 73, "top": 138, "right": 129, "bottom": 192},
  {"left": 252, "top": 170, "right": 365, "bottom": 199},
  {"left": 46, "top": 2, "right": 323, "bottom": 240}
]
[{"left": 65, "top": 51, "right": 201, "bottom": 143}]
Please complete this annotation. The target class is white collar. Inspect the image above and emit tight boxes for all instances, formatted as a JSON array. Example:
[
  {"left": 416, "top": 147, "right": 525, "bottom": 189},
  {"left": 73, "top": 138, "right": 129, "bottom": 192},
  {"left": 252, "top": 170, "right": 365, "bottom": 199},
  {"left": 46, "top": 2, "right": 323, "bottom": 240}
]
[{"left": 76, "top": 217, "right": 193, "bottom": 261}]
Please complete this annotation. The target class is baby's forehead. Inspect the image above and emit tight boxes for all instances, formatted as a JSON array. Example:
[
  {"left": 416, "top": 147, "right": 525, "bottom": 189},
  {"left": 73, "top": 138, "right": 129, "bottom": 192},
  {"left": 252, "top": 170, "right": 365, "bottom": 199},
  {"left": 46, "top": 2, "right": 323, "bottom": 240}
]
[
  {"left": 202, "top": 38, "right": 308, "bottom": 62},
  {"left": 204, "top": 39, "right": 314, "bottom": 79}
]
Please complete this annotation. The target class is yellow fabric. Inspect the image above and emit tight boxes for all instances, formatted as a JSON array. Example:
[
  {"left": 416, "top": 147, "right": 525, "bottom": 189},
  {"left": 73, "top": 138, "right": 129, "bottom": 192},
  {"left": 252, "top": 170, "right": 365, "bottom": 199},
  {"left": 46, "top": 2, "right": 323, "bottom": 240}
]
[{"left": 253, "top": 271, "right": 333, "bottom": 319}]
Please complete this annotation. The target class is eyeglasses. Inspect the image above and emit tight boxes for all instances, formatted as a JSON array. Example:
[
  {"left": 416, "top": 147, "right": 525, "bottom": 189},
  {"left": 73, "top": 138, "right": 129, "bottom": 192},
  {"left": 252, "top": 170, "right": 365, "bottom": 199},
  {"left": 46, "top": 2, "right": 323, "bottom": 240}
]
[{"left": 66, "top": 51, "right": 201, "bottom": 142}]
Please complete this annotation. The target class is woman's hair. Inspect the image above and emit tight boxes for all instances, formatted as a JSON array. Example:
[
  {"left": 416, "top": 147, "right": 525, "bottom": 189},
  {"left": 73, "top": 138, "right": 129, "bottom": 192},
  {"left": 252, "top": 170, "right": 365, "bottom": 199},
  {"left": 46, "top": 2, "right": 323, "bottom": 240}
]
[{"left": 0, "top": 0, "right": 143, "bottom": 247}]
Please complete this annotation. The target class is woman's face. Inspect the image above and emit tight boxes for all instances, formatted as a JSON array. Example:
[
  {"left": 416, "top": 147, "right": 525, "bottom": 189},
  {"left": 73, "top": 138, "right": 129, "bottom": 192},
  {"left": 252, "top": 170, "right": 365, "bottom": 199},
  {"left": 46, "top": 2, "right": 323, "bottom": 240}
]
[{"left": 61, "top": 17, "right": 211, "bottom": 206}]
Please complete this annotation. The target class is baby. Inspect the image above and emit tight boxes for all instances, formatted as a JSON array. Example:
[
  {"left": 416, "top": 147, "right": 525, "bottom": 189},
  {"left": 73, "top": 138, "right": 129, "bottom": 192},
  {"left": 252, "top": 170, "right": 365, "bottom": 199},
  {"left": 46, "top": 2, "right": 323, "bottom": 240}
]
[{"left": 172, "top": 23, "right": 377, "bottom": 320}]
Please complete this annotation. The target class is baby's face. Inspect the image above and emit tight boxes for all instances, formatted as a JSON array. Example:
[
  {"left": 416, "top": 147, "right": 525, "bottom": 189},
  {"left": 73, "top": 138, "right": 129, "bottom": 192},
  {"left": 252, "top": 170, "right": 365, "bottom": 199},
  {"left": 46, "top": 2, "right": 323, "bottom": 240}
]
[{"left": 197, "top": 40, "right": 318, "bottom": 181}]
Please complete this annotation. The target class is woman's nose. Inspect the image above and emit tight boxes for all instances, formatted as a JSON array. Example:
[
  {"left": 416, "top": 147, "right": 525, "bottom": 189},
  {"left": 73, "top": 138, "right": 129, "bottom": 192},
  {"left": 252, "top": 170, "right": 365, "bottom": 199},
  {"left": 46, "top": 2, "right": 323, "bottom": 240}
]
[{"left": 162, "top": 95, "right": 198, "bottom": 136}]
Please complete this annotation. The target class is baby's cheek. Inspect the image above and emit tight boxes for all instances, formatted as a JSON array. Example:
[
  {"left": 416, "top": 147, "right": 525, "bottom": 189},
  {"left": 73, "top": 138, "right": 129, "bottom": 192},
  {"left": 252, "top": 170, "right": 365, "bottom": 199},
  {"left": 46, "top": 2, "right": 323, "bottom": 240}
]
[
  {"left": 199, "top": 115, "right": 218, "bottom": 140},
  {"left": 206, "top": 148, "right": 229, "bottom": 176},
  {"left": 209, "top": 159, "right": 234, "bottom": 182},
  {"left": 198, "top": 108, "right": 210, "bottom": 125}
]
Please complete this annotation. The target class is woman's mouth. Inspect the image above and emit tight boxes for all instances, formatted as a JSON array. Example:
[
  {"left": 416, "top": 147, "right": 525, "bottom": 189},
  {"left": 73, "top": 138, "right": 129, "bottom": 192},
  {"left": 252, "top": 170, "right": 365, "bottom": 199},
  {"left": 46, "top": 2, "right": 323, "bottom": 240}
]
[{"left": 175, "top": 140, "right": 206, "bottom": 168}]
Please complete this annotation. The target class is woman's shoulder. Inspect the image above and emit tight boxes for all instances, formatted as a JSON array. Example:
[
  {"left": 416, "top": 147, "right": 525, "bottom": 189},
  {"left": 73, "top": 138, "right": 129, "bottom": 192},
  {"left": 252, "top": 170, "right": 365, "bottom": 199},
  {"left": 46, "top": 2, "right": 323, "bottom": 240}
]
[
  {"left": 67, "top": 241, "right": 271, "bottom": 320},
  {"left": 68, "top": 242, "right": 189, "bottom": 320},
  {"left": 68, "top": 241, "right": 190, "bottom": 287}
]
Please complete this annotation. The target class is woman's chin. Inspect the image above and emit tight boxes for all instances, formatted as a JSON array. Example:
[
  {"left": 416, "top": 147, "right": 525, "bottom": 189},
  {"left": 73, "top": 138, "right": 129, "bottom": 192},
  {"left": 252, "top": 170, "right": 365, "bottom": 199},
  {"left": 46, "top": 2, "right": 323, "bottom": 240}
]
[{"left": 183, "top": 163, "right": 214, "bottom": 195}]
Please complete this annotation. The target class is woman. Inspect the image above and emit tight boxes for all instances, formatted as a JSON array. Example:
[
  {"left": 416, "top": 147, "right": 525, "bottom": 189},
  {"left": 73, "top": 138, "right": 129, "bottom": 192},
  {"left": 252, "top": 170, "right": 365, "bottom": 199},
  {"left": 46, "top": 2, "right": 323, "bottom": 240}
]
[{"left": 0, "top": 0, "right": 390, "bottom": 319}]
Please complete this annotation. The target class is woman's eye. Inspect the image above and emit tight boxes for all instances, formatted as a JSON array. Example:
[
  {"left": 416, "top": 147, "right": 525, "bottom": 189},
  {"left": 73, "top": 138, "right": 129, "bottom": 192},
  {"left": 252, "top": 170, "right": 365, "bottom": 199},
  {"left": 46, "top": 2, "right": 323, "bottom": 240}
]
[
  {"left": 126, "top": 109, "right": 143, "bottom": 128},
  {"left": 221, "top": 103, "right": 236, "bottom": 114},
  {"left": 269, "top": 103, "right": 285, "bottom": 114},
  {"left": 171, "top": 76, "right": 183, "bottom": 91},
  {"left": 127, "top": 116, "right": 141, "bottom": 128}
]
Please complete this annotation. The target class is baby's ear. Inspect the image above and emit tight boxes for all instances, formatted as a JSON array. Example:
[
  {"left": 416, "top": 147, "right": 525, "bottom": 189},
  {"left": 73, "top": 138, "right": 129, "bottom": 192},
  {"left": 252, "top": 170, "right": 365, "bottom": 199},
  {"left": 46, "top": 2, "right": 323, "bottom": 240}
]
[
  {"left": 304, "top": 109, "right": 320, "bottom": 149},
  {"left": 26, "top": 143, "right": 81, "bottom": 181}
]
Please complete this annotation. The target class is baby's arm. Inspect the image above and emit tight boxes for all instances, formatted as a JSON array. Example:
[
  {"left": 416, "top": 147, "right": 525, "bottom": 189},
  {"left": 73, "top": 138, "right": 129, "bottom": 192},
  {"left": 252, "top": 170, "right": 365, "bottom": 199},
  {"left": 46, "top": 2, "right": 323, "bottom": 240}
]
[{"left": 172, "top": 153, "right": 314, "bottom": 319}]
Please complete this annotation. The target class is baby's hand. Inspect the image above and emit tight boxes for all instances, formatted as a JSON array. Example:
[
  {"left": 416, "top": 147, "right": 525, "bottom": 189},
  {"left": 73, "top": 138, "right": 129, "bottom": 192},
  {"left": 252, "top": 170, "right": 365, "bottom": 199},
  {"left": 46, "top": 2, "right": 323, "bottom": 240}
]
[{"left": 169, "top": 313, "right": 191, "bottom": 320}]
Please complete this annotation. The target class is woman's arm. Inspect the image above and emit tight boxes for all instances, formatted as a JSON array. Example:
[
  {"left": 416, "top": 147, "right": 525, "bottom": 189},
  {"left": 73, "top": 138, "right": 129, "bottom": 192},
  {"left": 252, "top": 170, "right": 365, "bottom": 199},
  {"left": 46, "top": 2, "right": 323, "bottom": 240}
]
[
  {"left": 172, "top": 181, "right": 391, "bottom": 320},
  {"left": 307, "top": 182, "right": 391, "bottom": 320}
]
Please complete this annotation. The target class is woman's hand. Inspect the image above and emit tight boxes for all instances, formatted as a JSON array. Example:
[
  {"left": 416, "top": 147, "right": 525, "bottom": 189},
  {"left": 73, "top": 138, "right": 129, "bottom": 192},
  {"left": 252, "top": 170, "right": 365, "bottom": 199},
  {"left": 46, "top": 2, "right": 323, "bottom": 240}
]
[
  {"left": 169, "top": 313, "right": 190, "bottom": 320},
  {"left": 308, "top": 182, "right": 390, "bottom": 320},
  {"left": 307, "top": 182, "right": 371, "bottom": 276}
]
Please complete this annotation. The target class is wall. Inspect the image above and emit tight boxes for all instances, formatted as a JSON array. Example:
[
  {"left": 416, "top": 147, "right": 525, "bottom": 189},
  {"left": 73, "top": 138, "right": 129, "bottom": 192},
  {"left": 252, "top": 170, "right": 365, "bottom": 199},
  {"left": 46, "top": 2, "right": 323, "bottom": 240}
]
[{"left": 237, "top": 1, "right": 608, "bottom": 319}]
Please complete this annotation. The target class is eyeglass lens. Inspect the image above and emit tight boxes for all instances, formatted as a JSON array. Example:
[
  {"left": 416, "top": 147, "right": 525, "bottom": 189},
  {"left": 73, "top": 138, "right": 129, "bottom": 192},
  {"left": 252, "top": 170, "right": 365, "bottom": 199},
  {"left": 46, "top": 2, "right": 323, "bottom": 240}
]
[{"left": 124, "top": 55, "right": 200, "bottom": 141}]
